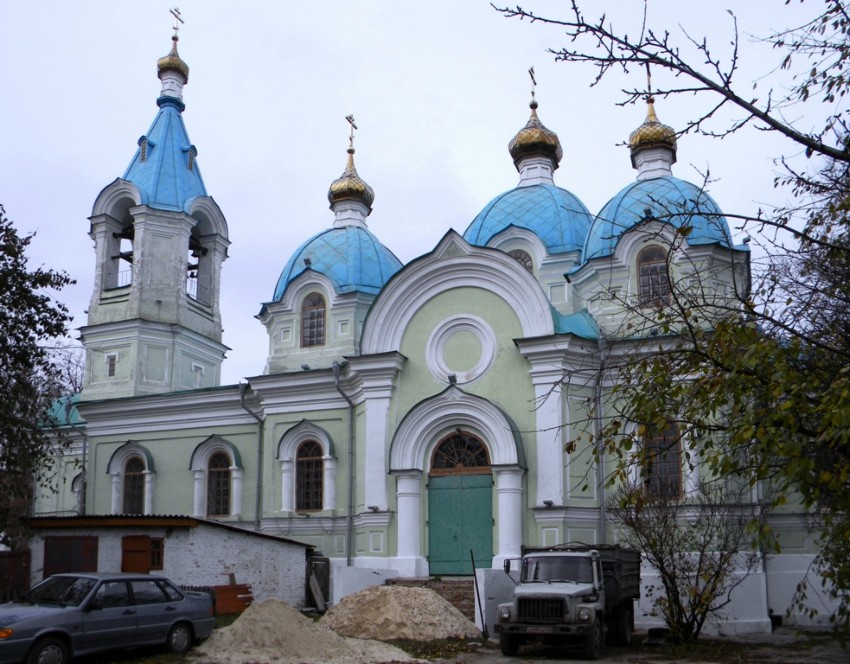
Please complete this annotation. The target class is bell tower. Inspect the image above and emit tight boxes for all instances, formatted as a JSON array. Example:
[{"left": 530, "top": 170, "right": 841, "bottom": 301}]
[{"left": 80, "top": 22, "right": 230, "bottom": 401}]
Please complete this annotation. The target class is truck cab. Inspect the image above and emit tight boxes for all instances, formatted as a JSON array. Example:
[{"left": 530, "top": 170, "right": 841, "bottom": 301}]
[{"left": 494, "top": 545, "right": 639, "bottom": 659}]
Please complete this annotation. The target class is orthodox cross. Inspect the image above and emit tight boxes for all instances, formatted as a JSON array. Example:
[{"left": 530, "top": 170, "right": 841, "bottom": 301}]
[
  {"left": 345, "top": 114, "right": 358, "bottom": 150},
  {"left": 529, "top": 66, "right": 537, "bottom": 103},
  {"left": 170, "top": 7, "right": 184, "bottom": 36},
  {"left": 645, "top": 63, "right": 653, "bottom": 102}
]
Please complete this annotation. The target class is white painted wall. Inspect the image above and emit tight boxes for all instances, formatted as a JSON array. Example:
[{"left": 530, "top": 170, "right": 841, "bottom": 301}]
[{"left": 29, "top": 524, "right": 310, "bottom": 607}]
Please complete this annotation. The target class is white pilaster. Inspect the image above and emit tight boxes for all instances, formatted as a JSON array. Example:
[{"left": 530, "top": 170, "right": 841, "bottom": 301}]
[
  {"left": 349, "top": 353, "right": 405, "bottom": 511},
  {"left": 231, "top": 467, "right": 243, "bottom": 517},
  {"left": 518, "top": 344, "right": 568, "bottom": 506},
  {"left": 143, "top": 471, "right": 155, "bottom": 515},
  {"left": 279, "top": 459, "right": 294, "bottom": 512},
  {"left": 110, "top": 473, "right": 121, "bottom": 515},
  {"left": 394, "top": 471, "right": 428, "bottom": 576},
  {"left": 494, "top": 466, "right": 524, "bottom": 567},
  {"left": 323, "top": 457, "right": 337, "bottom": 511},
  {"left": 192, "top": 469, "right": 205, "bottom": 517}
]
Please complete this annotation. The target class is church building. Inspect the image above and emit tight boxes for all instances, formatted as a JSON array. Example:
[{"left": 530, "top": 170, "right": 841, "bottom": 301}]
[{"left": 36, "top": 28, "right": 834, "bottom": 631}]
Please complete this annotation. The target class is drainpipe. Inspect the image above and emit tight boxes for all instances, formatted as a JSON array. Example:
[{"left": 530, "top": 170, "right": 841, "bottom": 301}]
[
  {"left": 595, "top": 337, "right": 607, "bottom": 544},
  {"left": 240, "top": 382, "right": 265, "bottom": 531},
  {"left": 333, "top": 361, "right": 355, "bottom": 567}
]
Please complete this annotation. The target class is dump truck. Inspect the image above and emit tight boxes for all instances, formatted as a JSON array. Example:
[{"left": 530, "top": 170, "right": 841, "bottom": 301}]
[{"left": 494, "top": 544, "right": 640, "bottom": 659}]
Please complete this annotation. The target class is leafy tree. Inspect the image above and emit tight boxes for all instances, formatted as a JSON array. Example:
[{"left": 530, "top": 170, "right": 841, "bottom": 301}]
[
  {"left": 0, "top": 204, "right": 74, "bottom": 550},
  {"left": 496, "top": 0, "right": 850, "bottom": 632},
  {"left": 609, "top": 479, "right": 760, "bottom": 642}
]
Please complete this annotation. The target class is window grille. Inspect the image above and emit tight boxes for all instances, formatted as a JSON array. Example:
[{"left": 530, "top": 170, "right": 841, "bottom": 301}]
[
  {"left": 207, "top": 453, "right": 231, "bottom": 517},
  {"left": 431, "top": 431, "right": 491, "bottom": 475},
  {"left": 301, "top": 293, "right": 326, "bottom": 347},
  {"left": 644, "top": 423, "right": 682, "bottom": 500},
  {"left": 638, "top": 246, "right": 671, "bottom": 306},
  {"left": 123, "top": 457, "right": 145, "bottom": 514},
  {"left": 296, "top": 441, "right": 323, "bottom": 511}
]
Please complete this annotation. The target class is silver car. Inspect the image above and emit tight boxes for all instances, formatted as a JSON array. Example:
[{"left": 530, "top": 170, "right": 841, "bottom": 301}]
[{"left": 0, "top": 572, "right": 216, "bottom": 663}]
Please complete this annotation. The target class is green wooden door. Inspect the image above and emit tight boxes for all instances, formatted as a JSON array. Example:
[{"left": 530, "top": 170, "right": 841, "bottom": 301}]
[{"left": 428, "top": 473, "right": 493, "bottom": 575}]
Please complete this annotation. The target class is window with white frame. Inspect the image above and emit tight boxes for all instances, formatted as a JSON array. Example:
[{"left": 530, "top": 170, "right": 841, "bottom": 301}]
[
  {"left": 643, "top": 422, "right": 682, "bottom": 500},
  {"left": 301, "top": 292, "right": 326, "bottom": 347},
  {"left": 278, "top": 422, "right": 337, "bottom": 513},
  {"left": 189, "top": 437, "right": 243, "bottom": 518},
  {"left": 638, "top": 246, "right": 671, "bottom": 307}
]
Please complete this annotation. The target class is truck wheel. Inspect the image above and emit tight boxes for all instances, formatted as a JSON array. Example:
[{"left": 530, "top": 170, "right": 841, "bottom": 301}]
[
  {"left": 615, "top": 605, "right": 633, "bottom": 646},
  {"left": 583, "top": 618, "right": 603, "bottom": 660},
  {"left": 499, "top": 633, "right": 520, "bottom": 656}
]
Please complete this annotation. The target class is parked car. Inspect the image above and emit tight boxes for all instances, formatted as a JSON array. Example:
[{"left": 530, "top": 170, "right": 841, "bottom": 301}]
[{"left": 0, "top": 572, "right": 216, "bottom": 664}]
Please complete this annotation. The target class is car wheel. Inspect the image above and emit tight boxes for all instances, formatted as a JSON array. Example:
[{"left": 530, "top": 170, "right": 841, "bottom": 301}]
[
  {"left": 27, "top": 637, "right": 69, "bottom": 664},
  {"left": 167, "top": 622, "right": 193, "bottom": 653},
  {"left": 583, "top": 618, "right": 603, "bottom": 660},
  {"left": 499, "top": 632, "right": 520, "bottom": 656}
]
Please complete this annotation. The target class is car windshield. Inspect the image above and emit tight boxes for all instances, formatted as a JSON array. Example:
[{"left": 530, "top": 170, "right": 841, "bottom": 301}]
[
  {"left": 522, "top": 556, "right": 594, "bottom": 584},
  {"left": 21, "top": 576, "right": 98, "bottom": 607}
]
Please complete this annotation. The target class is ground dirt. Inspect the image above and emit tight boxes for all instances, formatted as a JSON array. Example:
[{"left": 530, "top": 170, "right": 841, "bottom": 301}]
[
  {"left": 440, "top": 627, "right": 849, "bottom": 663},
  {"left": 320, "top": 585, "right": 481, "bottom": 641},
  {"left": 191, "top": 597, "right": 417, "bottom": 664}
]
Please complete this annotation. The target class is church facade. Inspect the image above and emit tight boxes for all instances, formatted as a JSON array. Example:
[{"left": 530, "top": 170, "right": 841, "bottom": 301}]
[{"left": 37, "top": 31, "right": 834, "bottom": 630}]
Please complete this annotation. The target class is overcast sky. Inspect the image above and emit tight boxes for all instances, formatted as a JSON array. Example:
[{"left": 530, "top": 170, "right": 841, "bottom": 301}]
[{"left": 1, "top": 1, "right": 817, "bottom": 385}]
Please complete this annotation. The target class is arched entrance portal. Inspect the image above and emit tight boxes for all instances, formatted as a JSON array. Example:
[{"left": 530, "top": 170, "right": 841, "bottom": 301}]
[{"left": 428, "top": 431, "right": 493, "bottom": 575}]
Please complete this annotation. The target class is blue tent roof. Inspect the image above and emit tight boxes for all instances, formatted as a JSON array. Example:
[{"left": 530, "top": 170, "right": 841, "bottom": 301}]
[
  {"left": 122, "top": 98, "right": 208, "bottom": 212},
  {"left": 584, "top": 176, "right": 732, "bottom": 261},
  {"left": 464, "top": 184, "right": 593, "bottom": 254},
  {"left": 272, "top": 226, "right": 403, "bottom": 301}
]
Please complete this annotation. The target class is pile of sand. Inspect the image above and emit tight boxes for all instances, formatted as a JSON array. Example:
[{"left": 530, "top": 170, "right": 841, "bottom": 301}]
[
  {"left": 320, "top": 585, "right": 481, "bottom": 641},
  {"left": 194, "top": 598, "right": 415, "bottom": 664}
]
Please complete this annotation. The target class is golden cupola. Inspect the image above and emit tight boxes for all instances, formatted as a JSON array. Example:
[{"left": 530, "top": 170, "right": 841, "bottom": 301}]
[
  {"left": 508, "top": 99, "right": 564, "bottom": 171},
  {"left": 328, "top": 147, "right": 375, "bottom": 212},
  {"left": 628, "top": 96, "right": 677, "bottom": 168},
  {"left": 157, "top": 34, "right": 190, "bottom": 82}
]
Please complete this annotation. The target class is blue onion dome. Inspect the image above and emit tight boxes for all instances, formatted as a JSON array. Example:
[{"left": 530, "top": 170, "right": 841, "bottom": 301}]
[
  {"left": 157, "top": 34, "right": 189, "bottom": 82},
  {"left": 583, "top": 177, "right": 733, "bottom": 261},
  {"left": 272, "top": 226, "right": 402, "bottom": 300},
  {"left": 583, "top": 97, "right": 730, "bottom": 261},
  {"left": 328, "top": 147, "right": 375, "bottom": 210},
  {"left": 464, "top": 184, "right": 593, "bottom": 254},
  {"left": 628, "top": 96, "right": 676, "bottom": 168},
  {"left": 464, "top": 97, "right": 591, "bottom": 253},
  {"left": 508, "top": 100, "right": 564, "bottom": 170}
]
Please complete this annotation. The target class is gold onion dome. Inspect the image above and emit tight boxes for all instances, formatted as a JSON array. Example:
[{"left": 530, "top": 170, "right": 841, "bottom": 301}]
[
  {"left": 508, "top": 100, "right": 563, "bottom": 169},
  {"left": 328, "top": 148, "right": 375, "bottom": 209},
  {"left": 157, "top": 35, "right": 190, "bottom": 81},
  {"left": 628, "top": 96, "right": 677, "bottom": 161}
]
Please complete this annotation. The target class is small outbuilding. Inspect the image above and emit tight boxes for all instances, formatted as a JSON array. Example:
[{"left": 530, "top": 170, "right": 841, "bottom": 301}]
[{"left": 28, "top": 515, "right": 315, "bottom": 609}]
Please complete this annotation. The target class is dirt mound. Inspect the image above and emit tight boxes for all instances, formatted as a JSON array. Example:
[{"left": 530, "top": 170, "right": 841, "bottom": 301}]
[
  {"left": 320, "top": 584, "right": 481, "bottom": 641},
  {"left": 194, "top": 598, "right": 415, "bottom": 663}
]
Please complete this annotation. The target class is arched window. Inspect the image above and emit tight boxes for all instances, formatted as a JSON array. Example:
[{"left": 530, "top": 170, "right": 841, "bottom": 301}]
[
  {"left": 430, "top": 431, "right": 491, "bottom": 475},
  {"left": 296, "top": 441, "right": 324, "bottom": 511},
  {"left": 638, "top": 246, "right": 671, "bottom": 307},
  {"left": 508, "top": 249, "right": 533, "bottom": 273},
  {"left": 207, "top": 453, "right": 231, "bottom": 517},
  {"left": 190, "top": 437, "right": 243, "bottom": 519},
  {"left": 644, "top": 422, "right": 682, "bottom": 500},
  {"left": 123, "top": 457, "right": 145, "bottom": 514},
  {"left": 301, "top": 293, "right": 326, "bottom": 347}
]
